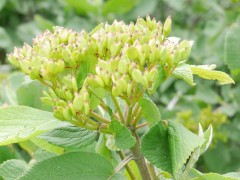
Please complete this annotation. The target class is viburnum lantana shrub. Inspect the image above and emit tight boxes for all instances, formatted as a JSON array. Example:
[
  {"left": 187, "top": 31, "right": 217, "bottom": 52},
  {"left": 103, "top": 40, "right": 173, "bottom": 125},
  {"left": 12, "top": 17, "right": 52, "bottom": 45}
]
[{"left": 1, "top": 16, "right": 236, "bottom": 180}]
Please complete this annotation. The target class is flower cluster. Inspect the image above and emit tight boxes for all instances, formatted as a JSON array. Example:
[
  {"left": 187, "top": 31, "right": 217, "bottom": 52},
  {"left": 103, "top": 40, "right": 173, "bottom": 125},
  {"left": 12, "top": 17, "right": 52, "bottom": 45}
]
[{"left": 8, "top": 16, "right": 193, "bottom": 128}]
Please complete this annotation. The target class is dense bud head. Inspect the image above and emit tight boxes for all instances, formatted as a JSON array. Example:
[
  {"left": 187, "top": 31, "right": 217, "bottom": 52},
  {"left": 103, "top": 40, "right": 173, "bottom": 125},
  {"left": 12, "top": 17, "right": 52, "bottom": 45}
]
[{"left": 8, "top": 16, "right": 194, "bottom": 125}]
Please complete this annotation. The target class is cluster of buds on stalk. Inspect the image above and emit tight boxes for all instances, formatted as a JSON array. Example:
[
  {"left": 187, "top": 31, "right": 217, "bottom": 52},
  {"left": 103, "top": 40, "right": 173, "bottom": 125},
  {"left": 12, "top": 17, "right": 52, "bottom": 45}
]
[{"left": 8, "top": 16, "right": 193, "bottom": 130}]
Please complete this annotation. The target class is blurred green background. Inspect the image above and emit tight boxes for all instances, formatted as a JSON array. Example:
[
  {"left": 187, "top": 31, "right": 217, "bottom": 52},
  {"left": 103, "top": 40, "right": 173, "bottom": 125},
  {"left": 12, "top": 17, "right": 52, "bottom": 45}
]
[{"left": 0, "top": 0, "right": 240, "bottom": 174}]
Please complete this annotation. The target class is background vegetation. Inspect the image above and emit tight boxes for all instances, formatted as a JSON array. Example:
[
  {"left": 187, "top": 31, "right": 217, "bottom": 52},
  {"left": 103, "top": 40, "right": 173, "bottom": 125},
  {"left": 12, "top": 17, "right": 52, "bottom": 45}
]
[{"left": 0, "top": 0, "right": 239, "bottom": 175}]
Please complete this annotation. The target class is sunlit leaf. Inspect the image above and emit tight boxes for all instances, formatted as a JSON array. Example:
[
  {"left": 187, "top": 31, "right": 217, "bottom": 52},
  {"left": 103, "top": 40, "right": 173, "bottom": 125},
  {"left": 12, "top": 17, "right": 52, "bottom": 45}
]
[
  {"left": 190, "top": 65, "right": 234, "bottom": 85},
  {"left": 0, "top": 106, "right": 63, "bottom": 146}
]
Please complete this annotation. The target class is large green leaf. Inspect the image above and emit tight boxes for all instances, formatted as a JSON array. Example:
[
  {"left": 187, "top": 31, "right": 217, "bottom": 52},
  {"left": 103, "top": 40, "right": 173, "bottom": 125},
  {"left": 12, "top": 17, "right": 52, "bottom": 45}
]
[
  {"left": 224, "top": 23, "right": 240, "bottom": 71},
  {"left": 31, "top": 137, "right": 64, "bottom": 155},
  {"left": 65, "top": 0, "right": 98, "bottom": 15},
  {"left": 0, "top": 106, "right": 63, "bottom": 146},
  {"left": 139, "top": 96, "right": 161, "bottom": 127},
  {"left": 173, "top": 64, "right": 195, "bottom": 86},
  {"left": 102, "top": 0, "right": 139, "bottom": 16},
  {"left": 38, "top": 126, "right": 97, "bottom": 150},
  {"left": 109, "top": 119, "right": 136, "bottom": 150},
  {"left": 77, "top": 55, "right": 98, "bottom": 87},
  {"left": 190, "top": 65, "right": 234, "bottom": 85},
  {"left": 19, "top": 152, "right": 114, "bottom": 180},
  {"left": 192, "top": 172, "right": 240, "bottom": 180},
  {"left": 141, "top": 121, "right": 204, "bottom": 179},
  {"left": 0, "top": 160, "right": 29, "bottom": 180},
  {"left": 16, "top": 81, "right": 50, "bottom": 111},
  {"left": 0, "top": 27, "right": 11, "bottom": 49}
]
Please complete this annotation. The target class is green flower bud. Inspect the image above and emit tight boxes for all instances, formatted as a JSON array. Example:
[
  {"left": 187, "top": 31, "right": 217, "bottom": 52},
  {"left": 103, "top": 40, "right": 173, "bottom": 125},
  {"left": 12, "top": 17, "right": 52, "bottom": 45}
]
[
  {"left": 88, "top": 75, "right": 105, "bottom": 88},
  {"left": 148, "top": 67, "right": 158, "bottom": 82},
  {"left": 100, "top": 73, "right": 111, "bottom": 86},
  {"left": 127, "top": 47, "right": 140, "bottom": 60},
  {"left": 163, "top": 16, "right": 171, "bottom": 37},
  {"left": 55, "top": 99, "right": 68, "bottom": 107},
  {"left": 63, "top": 106, "right": 72, "bottom": 121},
  {"left": 132, "top": 69, "right": 143, "bottom": 83},
  {"left": 112, "top": 84, "right": 122, "bottom": 97},
  {"left": 84, "top": 101, "right": 90, "bottom": 115},
  {"left": 110, "top": 42, "right": 121, "bottom": 57},
  {"left": 7, "top": 52, "right": 20, "bottom": 67},
  {"left": 41, "top": 97, "right": 53, "bottom": 106},
  {"left": 46, "top": 61, "right": 59, "bottom": 75},
  {"left": 68, "top": 102, "right": 76, "bottom": 117},
  {"left": 54, "top": 87, "right": 65, "bottom": 99},
  {"left": 118, "top": 60, "right": 128, "bottom": 74},
  {"left": 29, "top": 67, "right": 40, "bottom": 79},
  {"left": 53, "top": 106, "right": 65, "bottom": 121},
  {"left": 47, "top": 89, "right": 57, "bottom": 99},
  {"left": 127, "top": 83, "right": 133, "bottom": 97},
  {"left": 117, "top": 78, "right": 128, "bottom": 92},
  {"left": 72, "top": 77, "right": 78, "bottom": 92},
  {"left": 141, "top": 75, "right": 149, "bottom": 87},
  {"left": 64, "top": 89, "right": 73, "bottom": 101},
  {"left": 73, "top": 95, "right": 84, "bottom": 111}
]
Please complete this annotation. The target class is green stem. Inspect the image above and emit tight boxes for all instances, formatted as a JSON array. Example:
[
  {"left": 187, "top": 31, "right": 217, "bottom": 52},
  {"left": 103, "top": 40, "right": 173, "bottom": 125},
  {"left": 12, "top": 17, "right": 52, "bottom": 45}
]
[
  {"left": 111, "top": 94, "right": 125, "bottom": 123},
  {"left": 117, "top": 151, "right": 136, "bottom": 180},
  {"left": 90, "top": 111, "right": 110, "bottom": 124},
  {"left": 132, "top": 110, "right": 142, "bottom": 128},
  {"left": 126, "top": 105, "right": 133, "bottom": 125},
  {"left": 135, "top": 122, "right": 147, "bottom": 130},
  {"left": 130, "top": 132, "right": 151, "bottom": 180},
  {"left": 147, "top": 163, "right": 158, "bottom": 180}
]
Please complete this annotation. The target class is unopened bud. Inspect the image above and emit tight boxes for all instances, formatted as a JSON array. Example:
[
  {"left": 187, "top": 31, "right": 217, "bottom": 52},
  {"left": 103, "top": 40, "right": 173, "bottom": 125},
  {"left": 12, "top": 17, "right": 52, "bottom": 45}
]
[
  {"left": 132, "top": 69, "right": 143, "bottom": 83},
  {"left": 73, "top": 95, "right": 84, "bottom": 111},
  {"left": 163, "top": 16, "right": 171, "bottom": 37}
]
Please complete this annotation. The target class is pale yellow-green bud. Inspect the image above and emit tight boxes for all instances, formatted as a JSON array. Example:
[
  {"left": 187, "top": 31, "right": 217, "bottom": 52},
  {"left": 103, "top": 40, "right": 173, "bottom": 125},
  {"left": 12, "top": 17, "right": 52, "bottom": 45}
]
[
  {"left": 64, "top": 89, "right": 73, "bottom": 101},
  {"left": 73, "top": 95, "right": 84, "bottom": 111},
  {"left": 72, "top": 77, "right": 78, "bottom": 92},
  {"left": 53, "top": 106, "right": 65, "bottom": 121},
  {"left": 41, "top": 97, "right": 53, "bottom": 106},
  {"left": 148, "top": 67, "right": 158, "bottom": 83},
  {"left": 112, "top": 84, "right": 122, "bottom": 97},
  {"left": 127, "top": 47, "right": 140, "bottom": 60},
  {"left": 132, "top": 69, "right": 143, "bottom": 83},
  {"left": 88, "top": 75, "right": 105, "bottom": 88},
  {"left": 163, "top": 16, "right": 171, "bottom": 37},
  {"left": 118, "top": 60, "right": 128, "bottom": 74},
  {"left": 63, "top": 106, "right": 72, "bottom": 121}
]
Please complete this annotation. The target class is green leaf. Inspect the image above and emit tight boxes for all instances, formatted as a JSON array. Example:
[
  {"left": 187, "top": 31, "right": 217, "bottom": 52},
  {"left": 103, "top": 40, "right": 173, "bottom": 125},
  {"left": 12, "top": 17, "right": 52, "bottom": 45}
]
[
  {"left": 77, "top": 55, "right": 98, "bottom": 87},
  {"left": 224, "top": 23, "right": 240, "bottom": 71},
  {"left": 139, "top": 96, "right": 161, "bottom": 127},
  {"left": 190, "top": 65, "right": 235, "bottom": 85},
  {"left": 19, "top": 152, "right": 114, "bottom": 180},
  {"left": 192, "top": 172, "right": 240, "bottom": 180},
  {"left": 34, "top": 15, "right": 54, "bottom": 31},
  {"left": 90, "top": 87, "right": 108, "bottom": 109},
  {"left": 173, "top": 64, "right": 195, "bottom": 86},
  {"left": 109, "top": 119, "right": 136, "bottom": 150},
  {"left": 65, "top": 0, "right": 98, "bottom": 15},
  {"left": 31, "top": 137, "right": 64, "bottom": 155},
  {"left": 148, "top": 64, "right": 166, "bottom": 94},
  {"left": 0, "top": 106, "right": 63, "bottom": 146},
  {"left": 141, "top": 121, "right": 204, "bottom": 179},
  {"left": 38, "top": 126, "right": 97, "bottom": 150},
  {"left": 102, "top": 0, "right": 139, "bottom": 16},
  {"left": 123, "top": 0, "right": 158, "bottom": 21},
  {"left": 0, "top": 160, "right": 29, "bottom": 180},
  {"left": 16, "top": 81, "right": 51, "bottom": 111},
  {"left": 0, "top": 0, "right": 7, "bottom": 11},
  {"left": 0, "top": 27, "right": 11, "bottom": 49}
]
